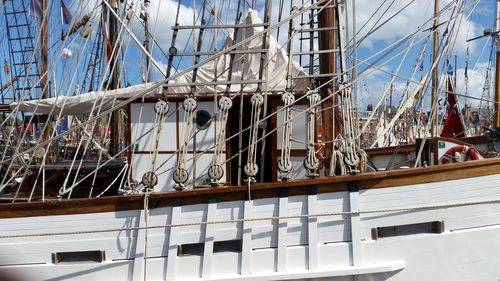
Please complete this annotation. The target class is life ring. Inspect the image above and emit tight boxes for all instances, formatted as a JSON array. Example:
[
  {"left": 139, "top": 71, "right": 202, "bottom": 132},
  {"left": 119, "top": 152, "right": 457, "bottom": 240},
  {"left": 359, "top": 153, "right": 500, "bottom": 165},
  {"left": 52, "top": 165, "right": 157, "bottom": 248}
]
[{"left": 440, "top": 145, "right": 481, "bottom": 164}]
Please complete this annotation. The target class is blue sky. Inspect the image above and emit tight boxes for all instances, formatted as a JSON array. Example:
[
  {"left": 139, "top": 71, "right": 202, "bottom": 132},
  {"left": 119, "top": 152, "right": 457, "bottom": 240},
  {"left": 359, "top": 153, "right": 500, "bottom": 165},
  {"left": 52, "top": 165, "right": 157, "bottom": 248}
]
[{"left": 352, "top": 0, "right": 496, "bottom": 110}]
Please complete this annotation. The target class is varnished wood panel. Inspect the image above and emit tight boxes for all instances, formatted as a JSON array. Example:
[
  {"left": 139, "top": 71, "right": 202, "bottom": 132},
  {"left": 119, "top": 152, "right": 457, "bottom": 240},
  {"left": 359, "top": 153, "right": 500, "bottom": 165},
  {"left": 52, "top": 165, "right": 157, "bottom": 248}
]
[{"left": 1, "top": 158, "right": 499, "bottom": 219}]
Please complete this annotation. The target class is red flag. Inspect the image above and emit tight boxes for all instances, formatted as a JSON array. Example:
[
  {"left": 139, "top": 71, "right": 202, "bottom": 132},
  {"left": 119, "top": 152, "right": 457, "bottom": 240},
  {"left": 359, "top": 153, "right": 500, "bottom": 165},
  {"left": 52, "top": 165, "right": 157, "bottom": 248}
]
[
  {"left": 441, "top": 74, "right": 465, "bottom": 138},
  {"left": 101, "top": 14, "right": 112, "bottom": 63}
]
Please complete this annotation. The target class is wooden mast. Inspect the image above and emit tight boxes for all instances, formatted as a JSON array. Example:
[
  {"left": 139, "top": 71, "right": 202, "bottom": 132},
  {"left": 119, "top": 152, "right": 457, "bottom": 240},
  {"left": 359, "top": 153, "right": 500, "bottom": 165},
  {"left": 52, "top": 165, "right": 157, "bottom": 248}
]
[
  {"left": 431, "top": 0, "right": 439, "bottom": 136},
  {"left": 494, "top": 0, "right": 500, "bottom": 128},
  {"left": 317, "top": 0, "right": 341, "bottom": 173},
  {"left": 108, "top": 0, "right": 122, "bottom": 156}
]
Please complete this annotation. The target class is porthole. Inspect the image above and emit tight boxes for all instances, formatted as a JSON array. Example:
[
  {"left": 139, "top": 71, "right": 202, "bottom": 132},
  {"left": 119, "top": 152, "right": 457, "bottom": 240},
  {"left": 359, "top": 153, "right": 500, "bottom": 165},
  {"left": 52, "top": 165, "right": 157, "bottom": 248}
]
[{"left": 195, "top": 110, "right": 211, "bottom": 130}]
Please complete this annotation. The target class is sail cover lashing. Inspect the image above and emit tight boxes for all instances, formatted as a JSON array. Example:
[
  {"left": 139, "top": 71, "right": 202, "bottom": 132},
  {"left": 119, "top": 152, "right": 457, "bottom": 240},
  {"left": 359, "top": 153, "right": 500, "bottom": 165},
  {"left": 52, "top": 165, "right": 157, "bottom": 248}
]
[{"left": 10, "top": 10, "right": 308, "bottom": 116}]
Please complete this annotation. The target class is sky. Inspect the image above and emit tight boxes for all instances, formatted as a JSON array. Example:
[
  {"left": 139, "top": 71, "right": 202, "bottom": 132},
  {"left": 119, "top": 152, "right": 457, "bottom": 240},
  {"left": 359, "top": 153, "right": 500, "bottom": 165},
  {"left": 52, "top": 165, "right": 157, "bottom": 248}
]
[
  {"left": 0, "top": 0, "right": 497, "bottom": 112},
  {"left": 352, "top": 0, "right": 496, "bottom": 111}
]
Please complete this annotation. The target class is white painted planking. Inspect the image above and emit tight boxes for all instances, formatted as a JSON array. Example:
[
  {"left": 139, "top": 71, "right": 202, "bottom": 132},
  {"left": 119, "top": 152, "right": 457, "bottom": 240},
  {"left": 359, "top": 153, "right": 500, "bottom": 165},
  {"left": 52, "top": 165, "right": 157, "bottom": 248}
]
[
  {"left": 251, "top": 198, "right": 279, "bottom": 249},
  {"left": 130, "top": 153, "right": 177, "bottom": 192},
  {"left": 277, "top": 195, "right": 288, "bottom": 271},
  {"left": 241, "top": 199, "right": 253, "bottom": 275},
  {"left": 130, "top": 102, "right": 178, "bottom": 151},
  {"left": 286, "top": 195, "right": 308, "bottom": 246},
  {"left": 177, "top": 101, "right": 219, "bottom": 152},
  {"left": 202, "top": 199, "right": 217, "bottom": 277},
  {"left": 276, "top": 105, "right": 308, "bottom": 150},
  {"left": 214, "top": 200, "right": 244, "bottom": 241}
]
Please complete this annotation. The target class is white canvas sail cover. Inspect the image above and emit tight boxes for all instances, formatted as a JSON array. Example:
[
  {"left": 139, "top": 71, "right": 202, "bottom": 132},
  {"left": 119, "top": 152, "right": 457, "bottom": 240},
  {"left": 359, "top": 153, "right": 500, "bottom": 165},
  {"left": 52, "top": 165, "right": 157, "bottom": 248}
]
[{"left": 11, "top": 10, "right": 308, "bottom": 115}]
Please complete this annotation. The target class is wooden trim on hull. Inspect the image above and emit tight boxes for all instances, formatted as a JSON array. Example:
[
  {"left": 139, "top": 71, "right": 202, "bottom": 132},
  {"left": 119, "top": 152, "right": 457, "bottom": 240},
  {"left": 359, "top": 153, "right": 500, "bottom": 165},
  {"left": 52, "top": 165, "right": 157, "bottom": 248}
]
[
  {"left": 363, "top": 136, "right": 489, "bottom": 157},
  {"left": 1, "top": 158, "right": 499, "bottom": 218}
]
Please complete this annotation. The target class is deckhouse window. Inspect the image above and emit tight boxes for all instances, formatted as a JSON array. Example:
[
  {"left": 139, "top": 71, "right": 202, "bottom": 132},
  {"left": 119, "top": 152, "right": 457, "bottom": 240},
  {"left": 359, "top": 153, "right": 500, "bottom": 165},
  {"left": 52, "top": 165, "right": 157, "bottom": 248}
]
[{"left": 195, "top": 110, "right": 212, "bottom": 130}]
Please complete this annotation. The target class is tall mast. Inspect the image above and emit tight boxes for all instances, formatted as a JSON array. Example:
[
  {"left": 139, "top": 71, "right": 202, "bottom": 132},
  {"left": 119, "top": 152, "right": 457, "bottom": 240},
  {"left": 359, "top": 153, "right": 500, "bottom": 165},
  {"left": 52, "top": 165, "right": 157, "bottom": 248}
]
[
  {"left": 41, "top": 0, "right": 48, "bottom": 99},
  {"left": 317, "top": 0, "right": 340, "bottom": 172},
  {"left": 108, "top": 0, "right": 120, "bottom": 89},
  {"left": 143, "top": 0, "right": 151, "bottom": 82},
  {"left": 41, "top": 0, "right": 50, "bottom": 147},
  {"left": 108, "top": 0, "right": 122, "bottom": 156},
  {"left": 494, "top": 0, "right": 500, "bottom": 128},
  {"left": 431, "top": 0, "right": 439, "bottom": 136}
]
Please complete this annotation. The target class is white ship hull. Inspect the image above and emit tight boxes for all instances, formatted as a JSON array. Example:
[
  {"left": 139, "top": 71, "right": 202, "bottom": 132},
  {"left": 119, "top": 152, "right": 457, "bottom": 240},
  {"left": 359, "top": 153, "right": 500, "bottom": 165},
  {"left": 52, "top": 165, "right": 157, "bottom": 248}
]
[
  {"left": 0, "top": 0, "right": 498, "bottom": 280},
  {"left": 1, "top": 171, "right": 500, "bottom": 281}
]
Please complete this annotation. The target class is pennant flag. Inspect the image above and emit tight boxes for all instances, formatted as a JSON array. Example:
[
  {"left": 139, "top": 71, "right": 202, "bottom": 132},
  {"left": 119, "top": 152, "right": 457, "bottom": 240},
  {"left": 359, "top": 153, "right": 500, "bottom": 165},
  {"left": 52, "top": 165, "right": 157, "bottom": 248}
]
[
  {"left": 101, "top": 16, "right": 113, "bottom": 63},
  {"left": 27, "top": 123, "right": 35, "bottom": 138},
  {"left": 441, "top": 71, "right": 465, "bottom": 138},
  {"left": 60, "top": 0, "right": 73, "bottom": 24},
  {"left": 56, "top": 116, "right": 69, "bottom": 134},
  {"left": 447, "top": 64, "right": 453, "bottom": 75},
  {"left": 106, "top": 40, "right": 113, "bottom": 63},
  {"left": 30, "top": 0, "right": 43, "bottom": 18}
]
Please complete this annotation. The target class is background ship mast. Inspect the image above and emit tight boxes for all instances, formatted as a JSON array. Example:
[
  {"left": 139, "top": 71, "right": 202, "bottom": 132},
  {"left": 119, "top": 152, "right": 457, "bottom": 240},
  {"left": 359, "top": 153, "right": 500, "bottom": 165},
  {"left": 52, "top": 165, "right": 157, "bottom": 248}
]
[
  {"left": 2, "top": 0, "right": 42, "bottom": 102},
  {"left": 495, "top": 0, "right": 500, "bottom": 128},
  {"left": 431, "top": 0, "right": 439, "bottom": 137},
  {"left": 41, "top": 0, "right": 48, "bottom": 99},
  {"left": 142, "top": 0, "right": 151, "bottom": 83}
]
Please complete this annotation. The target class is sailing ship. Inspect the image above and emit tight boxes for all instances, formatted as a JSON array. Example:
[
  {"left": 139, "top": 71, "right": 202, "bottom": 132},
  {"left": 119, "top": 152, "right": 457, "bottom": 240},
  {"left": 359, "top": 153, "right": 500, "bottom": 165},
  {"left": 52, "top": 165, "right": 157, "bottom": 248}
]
[{"left": 0, "top": 0, "right": 500, "bottom": 280}]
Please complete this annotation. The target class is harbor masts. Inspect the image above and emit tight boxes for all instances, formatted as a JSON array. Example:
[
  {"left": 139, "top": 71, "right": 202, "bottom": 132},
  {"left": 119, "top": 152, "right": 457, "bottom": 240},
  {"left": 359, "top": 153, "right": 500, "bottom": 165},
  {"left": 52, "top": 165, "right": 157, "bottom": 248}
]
[
  {"left": 41, "top": 0, "right": 48, "bottom": 99},
  {"left": 494, "top": 0, "right": 500, "bottom": 128},
  {"left": 40, "top": 0, "right": 50, "bottom": 147},
  {"left": 431, "top": 0, "right": 439, "bottom": 136},
  {"left": 143, "top": 0, "right": 151, "bottom": 82}
]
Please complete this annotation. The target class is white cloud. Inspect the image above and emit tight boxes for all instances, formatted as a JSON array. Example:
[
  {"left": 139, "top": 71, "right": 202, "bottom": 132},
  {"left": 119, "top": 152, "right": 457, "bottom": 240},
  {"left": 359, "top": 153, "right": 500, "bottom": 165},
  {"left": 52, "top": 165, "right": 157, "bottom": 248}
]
[
  {"left": 67, "top": 0, "right": 489, "bottom": 93},
  {"left": 456, "top": 61, "right": 493, "bottom": 107},
  {"left": 72, "top": 0, "right": 195, "bottom": 52},
  {"left": 147, "top": 0, "right": 194, "bottom": 48},
  {"left": 357, "top": 61, "right": 492, "bottom": 114},
  {"left": 352, "top": 0, "right": 481, "bottom": 55}
]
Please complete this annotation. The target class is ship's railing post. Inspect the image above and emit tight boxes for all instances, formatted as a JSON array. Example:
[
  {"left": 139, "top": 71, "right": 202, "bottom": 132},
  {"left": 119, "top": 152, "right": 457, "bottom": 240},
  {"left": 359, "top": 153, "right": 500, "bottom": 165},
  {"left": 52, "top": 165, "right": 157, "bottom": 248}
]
[
  {"left": 240, "top": 199, "right": 253, "bottom": 275},
  {"left": 277, "top": 188, "right": 289, "bottom": 272},
  {"left": 132, "top": 209, "right": 147, "bottom": 281},
  {"left": 349, "top": 181, "right": 362, "bottom": 266},
  {"left": 202, "top": 196, "right": 217, "bottom": 278},
  {"left": 166, "top": 200, "right": 182, "bottom": 280},
  {"left": 307, "top": 186, "right": 318, "bottom": 270}
]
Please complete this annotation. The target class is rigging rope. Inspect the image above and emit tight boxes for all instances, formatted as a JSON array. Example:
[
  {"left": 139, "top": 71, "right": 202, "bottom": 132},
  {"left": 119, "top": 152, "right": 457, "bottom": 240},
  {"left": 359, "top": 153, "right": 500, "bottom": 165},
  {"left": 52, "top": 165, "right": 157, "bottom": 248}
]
[
  {"left": 278, "top": 92, "right": 295, "bottom": 179},
  {"left": 173, "top": 98, "right": 197, "bottom": 190},
  {"left": 1, "top": 0, "right": 340, "bottom": 197},
  {"left": 244, "top": 92, "right": 264, "bottom": 180},
  {"left": 329, "top": 148, "right": 347, "bottom": 176},
  {"left": 209, "top": 97, "right": 232, "bottom": 184},
  {"left": 278, "top": 4, "right": 297, "bottom": 180},
  {"left": 304, "top": 91, "right": 320, "bottom": 177},
  {"left": 143, "top": 100, "right": 169, "bottom": 191}
]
